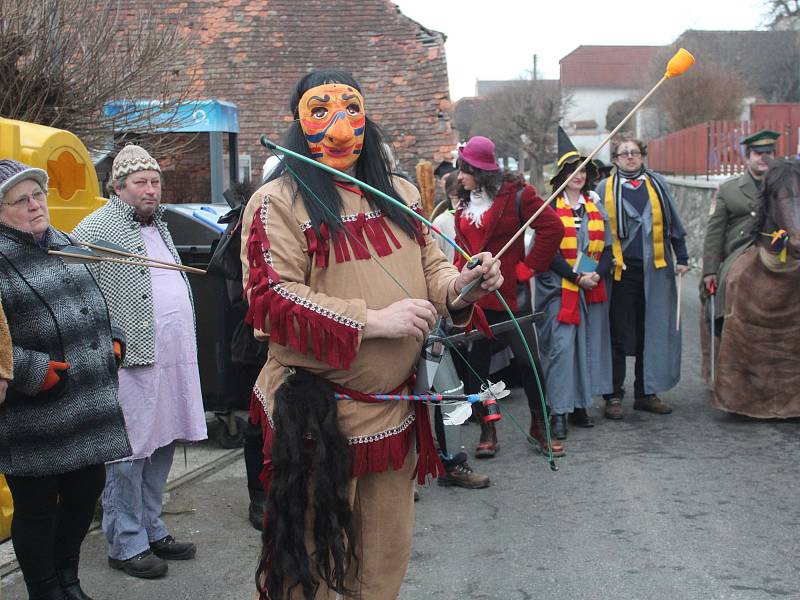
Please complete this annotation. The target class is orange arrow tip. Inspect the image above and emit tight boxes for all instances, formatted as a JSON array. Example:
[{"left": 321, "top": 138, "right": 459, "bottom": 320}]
[{"left": 665, "top": 48, "right": 695, "bottom": 78}]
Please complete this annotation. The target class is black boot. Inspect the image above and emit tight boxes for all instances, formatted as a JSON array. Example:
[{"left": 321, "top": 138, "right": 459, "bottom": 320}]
[
  {"left": 568, "top": 407, "right": 595, "bottom": 428},
  {"left": 56, "top": 560, "right": 93, "bottom": 600},
  {"left": 248, "top": 488, "right": 266, "bottom": 531},
  {"left": 30, "top": 591, "right": 67, "bottom": 600},
  {"left": 243, "top": 420, "right": 267, "bottom": 530},
  {"left": 28, "top": 582, "right": 67, "bottom": 600},
  {"left": 551, "top": 413, "right": 567, "bottom": 440}
]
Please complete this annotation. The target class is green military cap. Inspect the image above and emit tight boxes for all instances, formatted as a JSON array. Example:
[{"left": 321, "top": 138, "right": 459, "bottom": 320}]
[{"left": 741, "top": 129, "right": 780, "bottom": 152}]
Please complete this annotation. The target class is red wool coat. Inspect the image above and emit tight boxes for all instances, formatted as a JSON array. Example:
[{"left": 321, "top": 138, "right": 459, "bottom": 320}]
[{"left": 455, "top": 181, "right": 564, "bottom": 312}]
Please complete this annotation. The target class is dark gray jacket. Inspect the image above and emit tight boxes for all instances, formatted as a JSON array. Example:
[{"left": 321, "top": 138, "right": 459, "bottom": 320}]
[{"left": 0, "top": 223, "right": 131, "bottom": 476}]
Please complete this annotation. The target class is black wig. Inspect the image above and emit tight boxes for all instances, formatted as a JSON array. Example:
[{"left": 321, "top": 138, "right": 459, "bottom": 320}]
[
  {"left": 550, "top": 160, "right": 597, "bottom": 196},
  {"left": 256, "top": 369, "right": 356, "bottom": 599},
  {"left": 267, "top": 69, "right": 418, "bottom": 240}
]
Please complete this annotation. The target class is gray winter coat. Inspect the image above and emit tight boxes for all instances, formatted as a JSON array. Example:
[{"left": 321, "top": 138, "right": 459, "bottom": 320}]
[{"left": 0, "top": 223, "right": 131, "bottom": 476}]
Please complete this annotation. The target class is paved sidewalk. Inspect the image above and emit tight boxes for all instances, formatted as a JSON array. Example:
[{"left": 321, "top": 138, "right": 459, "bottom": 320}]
[{"left": 0, "top": 415, "right": 241, "bottom": 578}]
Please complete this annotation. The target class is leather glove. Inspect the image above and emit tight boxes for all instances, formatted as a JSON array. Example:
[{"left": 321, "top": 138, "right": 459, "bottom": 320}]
[{"left": 41, "top": 361, "right": 70, "bottom": 392}]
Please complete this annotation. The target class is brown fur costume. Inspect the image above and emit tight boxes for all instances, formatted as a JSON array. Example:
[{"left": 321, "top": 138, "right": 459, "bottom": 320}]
[{"left": 713, "top": 246, "right": 800, "bottom": 417}]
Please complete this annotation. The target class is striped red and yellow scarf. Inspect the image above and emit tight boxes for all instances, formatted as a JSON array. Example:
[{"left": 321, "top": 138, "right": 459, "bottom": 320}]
[{"left": 556, "top": 196, "right": 607, "bottom": 325}]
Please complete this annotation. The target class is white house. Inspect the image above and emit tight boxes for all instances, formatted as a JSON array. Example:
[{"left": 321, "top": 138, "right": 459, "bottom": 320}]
[{"left": 559, "top": 45, "right": 663, "bottom": 162}]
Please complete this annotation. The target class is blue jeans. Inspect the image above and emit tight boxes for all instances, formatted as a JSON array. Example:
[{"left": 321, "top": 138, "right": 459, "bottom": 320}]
[{"left": 102, "top": 444, "right": 175, "bottom": 560}]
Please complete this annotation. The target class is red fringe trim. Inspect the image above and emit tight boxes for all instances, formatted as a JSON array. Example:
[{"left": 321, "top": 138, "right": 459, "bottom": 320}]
[
  {"left": 464, "top": 304, "right": 495, "bottom": 340},
  {"left": 411, "top": 401, "right": 447, "bottom": 484},
  {"left": 303, "top": 212, "right": 407, "bottom": 268},
  {"left": 349, "top": 418, "right": 415, "bottom": 478},
  {"left": 245, "top": 208, "right": 360, "bottom": 369},
  {"left": 252, "top": 389, "right": 444, "bottom": 493}
]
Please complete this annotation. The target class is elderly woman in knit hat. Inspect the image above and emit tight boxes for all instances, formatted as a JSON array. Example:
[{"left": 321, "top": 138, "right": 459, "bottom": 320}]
[
  {"left": 453, "top": 136, "right": 565, "bottom": 459},
  {"left": 0, "top": 159, "right": 131, "bottom": 600}
]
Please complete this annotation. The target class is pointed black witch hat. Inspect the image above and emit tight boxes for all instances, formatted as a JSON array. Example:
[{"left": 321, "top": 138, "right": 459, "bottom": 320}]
[{"left": 550, "top": 126, "right": 597, "bottom": 187}]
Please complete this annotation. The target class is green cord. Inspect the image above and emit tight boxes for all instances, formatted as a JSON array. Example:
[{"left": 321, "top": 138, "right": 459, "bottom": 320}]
[{"left": 261, "top": 140, "right": 556, "bottom": 470}]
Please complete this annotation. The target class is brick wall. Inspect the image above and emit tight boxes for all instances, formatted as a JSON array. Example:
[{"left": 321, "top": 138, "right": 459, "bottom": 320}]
[{"left": 109, "top": 0, "right": 456, "bottom": 197}]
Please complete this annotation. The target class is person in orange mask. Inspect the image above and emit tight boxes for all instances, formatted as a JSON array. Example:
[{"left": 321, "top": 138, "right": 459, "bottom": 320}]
[{"left": 244, "top": 70, "right": 503, "bottom": 600}]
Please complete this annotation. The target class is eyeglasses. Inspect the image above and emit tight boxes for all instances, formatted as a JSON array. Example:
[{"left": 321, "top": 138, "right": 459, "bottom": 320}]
[
  {"left": 2, "top": 190, "right": 47, "bottom": 208},
  {"left": 616, "top": 150, "right": 642, "bottom": 158}
]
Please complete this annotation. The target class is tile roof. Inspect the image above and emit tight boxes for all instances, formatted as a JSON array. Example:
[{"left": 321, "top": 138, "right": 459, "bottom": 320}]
[
  {"left": 108, "top": 0, "right": 456, "bottom": 183},
  {"left": 560, "top": 45, "right": 663, "bottom": 89}
]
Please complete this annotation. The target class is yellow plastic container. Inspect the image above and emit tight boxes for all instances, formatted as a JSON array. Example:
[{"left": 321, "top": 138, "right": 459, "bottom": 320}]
[
  {"left": 0, "top": 474, "right": 12, "bottom": 541},
  {"left": 0, "top": 117, "right": 106, "bottom": 232}
]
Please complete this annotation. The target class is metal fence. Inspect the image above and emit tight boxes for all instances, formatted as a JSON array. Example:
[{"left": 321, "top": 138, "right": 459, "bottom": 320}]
[{"left": 647, "top": 119, "right": 800, "bottom": 178}]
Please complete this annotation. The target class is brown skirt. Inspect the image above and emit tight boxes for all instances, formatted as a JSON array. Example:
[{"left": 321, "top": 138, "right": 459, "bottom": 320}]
[{"left": 713, "top": 246, "right": 800, "bottom": 418}]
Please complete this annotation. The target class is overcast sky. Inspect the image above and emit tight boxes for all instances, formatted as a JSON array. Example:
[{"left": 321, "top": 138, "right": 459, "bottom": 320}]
[{"left": 392, "top": 0, "right": 769, "bottom": 100}]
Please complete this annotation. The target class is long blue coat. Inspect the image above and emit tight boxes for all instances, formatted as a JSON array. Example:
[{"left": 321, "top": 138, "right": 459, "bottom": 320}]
[
  {"left": 535, "top": 193, "right": 613, "bottom": 413},
  {"left": 596, "top": 172, "right": 687, "bottom": 395}
]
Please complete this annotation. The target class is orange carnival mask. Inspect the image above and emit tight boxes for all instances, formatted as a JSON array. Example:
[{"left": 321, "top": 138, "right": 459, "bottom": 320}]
[{"left": 298, "top": 83, "right": 366, "bottom": 171}]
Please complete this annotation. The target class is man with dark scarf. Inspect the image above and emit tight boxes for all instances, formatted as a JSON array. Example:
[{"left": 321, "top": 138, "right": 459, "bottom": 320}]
[
  {"left": 243, "top": 70, "right": 503, "bottom": 600},
  {"left": 595, "top": 134, "right": 689, "bottom": 420}
]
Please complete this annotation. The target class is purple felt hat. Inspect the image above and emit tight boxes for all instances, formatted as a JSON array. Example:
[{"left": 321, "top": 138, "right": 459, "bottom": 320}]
[{"left": 459, "top": 136, "right": 500, "bottom": 171}]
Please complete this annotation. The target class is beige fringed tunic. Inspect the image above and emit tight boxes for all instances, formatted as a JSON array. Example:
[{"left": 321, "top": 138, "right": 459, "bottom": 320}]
[{"left": 241, "top": 174, "right": 471, "bottom": 482}]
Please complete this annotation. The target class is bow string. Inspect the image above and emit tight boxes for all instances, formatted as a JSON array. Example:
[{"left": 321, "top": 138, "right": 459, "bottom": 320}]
[{"left": 259, "top": 137, "right": 557, "bottom": 471}]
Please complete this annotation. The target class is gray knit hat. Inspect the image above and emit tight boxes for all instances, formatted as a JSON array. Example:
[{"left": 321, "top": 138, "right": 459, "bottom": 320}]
[
  {"left": 111, "top": 144, "right": 161, "bottom": 181},
  {"left": 0, "top": 160, "right": 49, "bottom": 205}
]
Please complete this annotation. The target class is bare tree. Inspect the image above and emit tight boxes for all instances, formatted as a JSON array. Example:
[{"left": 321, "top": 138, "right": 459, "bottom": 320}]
[
  {"left": 606, "top": 99, "right": 637, "bottom": 133},
  {"left": 0, "top": 0, "right": 196, "bottom": 154},
  {"left": 470, "top": 79, "right": 569, "bottom": 186},
  {"left": 654, "top": 60, "right": 748, "bottom": 131},
  {"left": 452, "top": 97, "right": 485, "bottom": 142},
  {"left": 764, "top": 0, "right": 800, "bottom": 29}
]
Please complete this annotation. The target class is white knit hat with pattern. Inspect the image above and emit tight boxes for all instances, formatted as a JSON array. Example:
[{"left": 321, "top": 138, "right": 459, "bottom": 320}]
[{"left": 111, "top": 144, "right": 161, "bottom": 181}]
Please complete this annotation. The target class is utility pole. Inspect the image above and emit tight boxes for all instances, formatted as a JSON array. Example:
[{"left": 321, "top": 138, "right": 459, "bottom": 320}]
[{"left": 532, "top": 54, "right": 538, "bottom": 81}]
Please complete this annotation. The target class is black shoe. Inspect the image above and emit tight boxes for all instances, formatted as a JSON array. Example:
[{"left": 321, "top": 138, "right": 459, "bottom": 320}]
[
  {"left": 60, "top": 583, "right": 94, "bottom": 600},
  {"left": 57, "top": 565, "right": 94, "bottom": 600},
  {"left": 108, "top": 550, "right": 168, "bottom": 579},
  {"left": 551, "top": 413, "right": 567, "bottom": 440},
  {"left": 441, "top": 451, "right": 468, "bottom": 471},
  {"left": 150, "top": 535, "right": 196, "bottom": 560},
  {"left": 568, "top": 408, "right": 595, "bottom": 428},
  {"left": 30, "top": 588, "right": 67, "bottom": 600}
]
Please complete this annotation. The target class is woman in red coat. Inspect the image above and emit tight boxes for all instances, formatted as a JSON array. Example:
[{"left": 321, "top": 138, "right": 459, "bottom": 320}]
[{"left": 454, "top": 136, "right": 565, "bottom": 458}]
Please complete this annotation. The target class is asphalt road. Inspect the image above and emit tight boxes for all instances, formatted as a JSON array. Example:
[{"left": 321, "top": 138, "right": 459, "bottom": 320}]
[{"left": 3, "top": 274, "right": 799, "bottom": 600}]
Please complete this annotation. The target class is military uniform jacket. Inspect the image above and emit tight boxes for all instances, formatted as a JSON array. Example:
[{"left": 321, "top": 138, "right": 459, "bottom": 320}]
[{"left": 702, "top": 172, "right": 761, "bottom": 277}]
